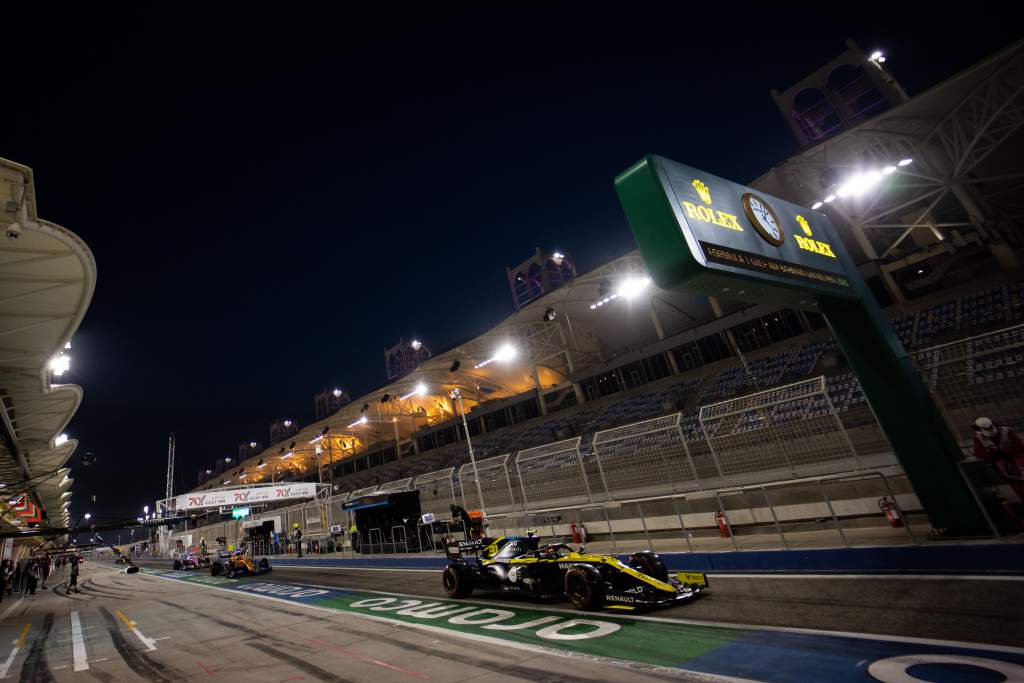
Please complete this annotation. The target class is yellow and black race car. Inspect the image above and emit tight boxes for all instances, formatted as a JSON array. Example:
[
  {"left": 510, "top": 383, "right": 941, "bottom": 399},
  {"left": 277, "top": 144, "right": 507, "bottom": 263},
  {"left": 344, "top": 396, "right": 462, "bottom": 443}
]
[{"left": 442, "top": 533, "right": 707, "bottom": 611}]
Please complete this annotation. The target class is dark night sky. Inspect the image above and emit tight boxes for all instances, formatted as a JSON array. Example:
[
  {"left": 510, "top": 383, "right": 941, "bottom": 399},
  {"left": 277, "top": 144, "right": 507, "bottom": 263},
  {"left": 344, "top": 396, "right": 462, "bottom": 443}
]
[{"left": 2, "top": 4, "right": 1015, "bottom": 522}]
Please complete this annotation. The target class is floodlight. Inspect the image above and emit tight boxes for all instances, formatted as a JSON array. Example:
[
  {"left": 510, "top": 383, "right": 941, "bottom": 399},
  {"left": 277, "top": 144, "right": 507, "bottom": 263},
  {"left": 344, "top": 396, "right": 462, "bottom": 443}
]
[
  {"left": 55, "top": 433, "right": 68, "bottom": 447},
  {"left": 616, "top": 276, "right": 651, "bottom": 300},
  {"left": 898, "top": 158, "right": 913, "bottom": 167},
  {"left": 811, "top": 202, "right": 823, "bottom": 210}
]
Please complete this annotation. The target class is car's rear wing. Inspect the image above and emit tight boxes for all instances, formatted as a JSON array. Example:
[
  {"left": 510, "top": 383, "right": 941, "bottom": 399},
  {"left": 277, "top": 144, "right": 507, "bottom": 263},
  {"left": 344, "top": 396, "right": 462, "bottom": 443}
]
[{"left": 445, "top": 538, "right": 484, "bottom": 561}]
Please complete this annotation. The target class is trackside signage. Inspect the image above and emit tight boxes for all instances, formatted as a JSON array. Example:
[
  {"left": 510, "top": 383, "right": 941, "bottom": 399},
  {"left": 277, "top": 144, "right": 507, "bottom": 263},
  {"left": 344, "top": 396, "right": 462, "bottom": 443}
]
[
  {"left": 150, "top": 569, "right": 1024, "bottom": 681},
  {"left": 175, "top": 483, "right": 316, "bottom": 511},
  {"left": 615, "top": 155, "right": 859, "bottom": 307}
]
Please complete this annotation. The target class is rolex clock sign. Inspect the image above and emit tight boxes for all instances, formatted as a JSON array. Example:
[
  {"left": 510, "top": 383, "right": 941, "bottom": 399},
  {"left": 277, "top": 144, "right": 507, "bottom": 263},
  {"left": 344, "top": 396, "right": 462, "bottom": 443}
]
[{"left": 615, "top": 155, "right": 859, "bottom": 307}]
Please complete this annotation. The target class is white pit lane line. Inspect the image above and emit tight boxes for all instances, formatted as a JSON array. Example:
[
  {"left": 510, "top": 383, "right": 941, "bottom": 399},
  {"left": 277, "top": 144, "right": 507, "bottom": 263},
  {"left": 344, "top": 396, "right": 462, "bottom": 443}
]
[{"left": 70, "top": 611, "right": 89, "bottom": 672}]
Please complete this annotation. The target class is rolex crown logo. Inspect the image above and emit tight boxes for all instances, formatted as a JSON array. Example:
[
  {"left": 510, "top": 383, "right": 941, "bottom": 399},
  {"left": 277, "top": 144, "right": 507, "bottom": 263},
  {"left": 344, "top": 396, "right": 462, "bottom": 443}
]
[
  {"left": 795, "top": 215, "right": 812, "bottom": 236},
  {"left": 692, "top": 179, "right": 712, "bottom": 205}
]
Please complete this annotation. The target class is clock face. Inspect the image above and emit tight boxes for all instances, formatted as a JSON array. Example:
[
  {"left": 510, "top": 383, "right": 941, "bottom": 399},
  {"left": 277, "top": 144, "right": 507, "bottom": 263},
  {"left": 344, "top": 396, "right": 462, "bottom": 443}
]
[{"left": 742, "top": 193, "right": 785, "bottom": 246}]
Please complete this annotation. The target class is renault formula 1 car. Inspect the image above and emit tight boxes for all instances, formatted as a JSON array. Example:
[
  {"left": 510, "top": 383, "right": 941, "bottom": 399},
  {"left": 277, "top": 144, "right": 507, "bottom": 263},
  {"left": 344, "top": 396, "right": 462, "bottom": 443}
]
[
  {"left": 442, "top": 534, "right": 707, "bottom": 611},
  {"left": 210, "top": 549, "right": 271, "bottom": 578}
]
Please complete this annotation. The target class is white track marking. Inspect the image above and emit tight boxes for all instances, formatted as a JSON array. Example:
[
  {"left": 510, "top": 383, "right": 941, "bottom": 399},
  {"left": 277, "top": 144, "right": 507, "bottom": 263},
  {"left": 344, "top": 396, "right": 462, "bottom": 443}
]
[
  {"left": 115, "top": 611, "right": 157, "bottom": 651},
  {"left": 0, "top": 600, "right": 23, "bottom": 626},
  {"left": 237, "top": 576, "right": 1024, "bottom": 656},
  {"left": 0, "top": 623, "right": 29, "bottom": 679},
  {"left": 70, "top": 611, "right": 88, "bottom": 672},
  {"left": 141, "top": 572, "right": 752, "bottom": 682}
]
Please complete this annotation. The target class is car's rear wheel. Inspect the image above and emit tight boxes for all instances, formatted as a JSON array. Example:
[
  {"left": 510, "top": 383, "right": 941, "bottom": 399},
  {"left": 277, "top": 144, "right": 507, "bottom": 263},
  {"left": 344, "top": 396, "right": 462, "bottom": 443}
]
[
  {"left": 629, "top": 551, "right": 668, "bottom": 582},
  {"left": 172, "top": 560, "right": 182, "bottom": 571},
  {"left": 210, "top": 561, "right": 222, "bottom": 576},
  {"left": 442, "top": 564, "right": 474, "bottom": 598},
  {"left": 565, "top": 566, "right": 604, "bottom": 610}
]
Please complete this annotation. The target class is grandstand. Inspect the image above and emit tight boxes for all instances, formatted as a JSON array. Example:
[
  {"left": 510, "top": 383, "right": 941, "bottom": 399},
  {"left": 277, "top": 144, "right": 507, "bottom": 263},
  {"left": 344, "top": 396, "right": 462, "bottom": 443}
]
[{"left": 170, "top": 40, "right": 1024, "bottom": 551}]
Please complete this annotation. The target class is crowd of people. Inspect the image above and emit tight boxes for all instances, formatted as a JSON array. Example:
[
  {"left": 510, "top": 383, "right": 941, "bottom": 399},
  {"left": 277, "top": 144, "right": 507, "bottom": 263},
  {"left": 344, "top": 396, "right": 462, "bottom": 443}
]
[{"left": 0, "top": 555, "right": 82, "bottom": 600}]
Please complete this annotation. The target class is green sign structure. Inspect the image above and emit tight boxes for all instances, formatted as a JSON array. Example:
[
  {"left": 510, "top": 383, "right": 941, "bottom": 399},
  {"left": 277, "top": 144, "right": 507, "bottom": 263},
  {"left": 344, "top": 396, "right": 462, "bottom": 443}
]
[{"left": 616, "top": 155, "right": 986, "bottom": 535}]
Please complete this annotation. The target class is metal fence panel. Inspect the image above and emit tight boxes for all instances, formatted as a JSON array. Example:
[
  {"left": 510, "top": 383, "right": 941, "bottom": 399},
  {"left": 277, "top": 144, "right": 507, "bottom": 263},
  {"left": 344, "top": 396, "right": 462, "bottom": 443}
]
[
  {"left": 459, "top": 454, "right": 517, "bottom": 512},
  {"left": 699, "top": 376, "right": 861, "bottom": 484},
  {"left": 514, "top": 437, "right": 591, "bottom": 509},
  {"left": 413, "top": 467, "right": 458, "bottom": 518},
  {"left": 914, "top": 324, "right": 1024, "bottom": 449},
  {"left": 592, "top": 413, "right": 700, "bottom": 499}
]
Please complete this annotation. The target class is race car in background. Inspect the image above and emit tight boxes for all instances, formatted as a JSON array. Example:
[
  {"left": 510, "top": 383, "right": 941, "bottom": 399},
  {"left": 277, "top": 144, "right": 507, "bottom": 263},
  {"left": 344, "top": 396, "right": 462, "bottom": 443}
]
[
  {"left": 172, "top": 547, "right": 211, "bottom": 571},
  {"left": 210, "top": 549, "right": 271, "bottom": 578},
  {"left": 441, "top": 508, "right": 707, "bottom": 611}
]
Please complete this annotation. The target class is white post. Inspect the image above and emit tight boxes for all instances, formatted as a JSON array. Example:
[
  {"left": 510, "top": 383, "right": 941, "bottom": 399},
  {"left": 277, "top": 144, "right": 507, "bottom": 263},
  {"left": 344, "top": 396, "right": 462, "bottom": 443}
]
[{"left": 453, "top": 389, "right": 486, "bottom": 517}]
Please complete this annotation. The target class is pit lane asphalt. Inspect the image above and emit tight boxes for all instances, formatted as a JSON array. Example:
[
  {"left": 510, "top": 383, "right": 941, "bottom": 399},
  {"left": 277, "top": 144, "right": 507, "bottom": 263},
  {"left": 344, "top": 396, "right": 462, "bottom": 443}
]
[{"left": 197, "top": 564, "right": 1024, "bottom": 648}]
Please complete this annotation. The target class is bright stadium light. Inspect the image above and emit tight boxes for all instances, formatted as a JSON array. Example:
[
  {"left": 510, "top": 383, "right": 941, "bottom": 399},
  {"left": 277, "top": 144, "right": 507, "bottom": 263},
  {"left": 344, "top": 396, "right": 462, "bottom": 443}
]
[
  {"left": 616, "top": 275, "right": 651, "bottom": 300},
  {"left": 49, "top": 353, "right": 71, "bottom": 377},
  {"left": 898, "top": 158, "right": 913, "bottom": 167},
  {"left": 332, "top": 388, "right": 343, "bottom": 398},
  {"left": 836, "top": 170, "right": 882, "bottom": 199},
  {"left": 249, "top": 441, "right": 257, "bottom": 448},
  {"left": 84, "top": 513, "right": 91, "bottom": 520},
  {"left": 281, "top": 451, "right": 294, "bottom": 460},
  {"left": 882, "top": 166, "right": 897, "bottom": 175},
  {"left": 55, "top": 433, "right": 69, "bottom": 447},
  {"left": 811, "top": 201, "right": 823, "bottom": 210},
  {"left": 226, "top": 457, "right": 232, "bottom": 462},
  {"left": 347, "top": 416, "right": 368, "bottom": 428},
  {"left": 223, "top": 480, "right": 231, "bottom": 486},
  {"left": 475, "top": 343, "right": 517, "bottom": 369},
  {"left": 411, "top": 340, "right": 422, "bottom": 350},
  {"left": 283, "top": 420, "right": 293, "bottom": 427},
  {"left": 823, "top": 194, "right": 836, "bottom": 203},
  {"left": 401, "top": 382, "right": 428, "bottom": 400}
]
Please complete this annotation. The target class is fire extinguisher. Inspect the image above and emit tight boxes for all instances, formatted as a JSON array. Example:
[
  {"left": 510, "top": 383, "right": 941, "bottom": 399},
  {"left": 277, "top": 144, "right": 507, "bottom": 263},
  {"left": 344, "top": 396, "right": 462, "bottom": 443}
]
[
  {"left": 715, "top": 511, "right": 731, "bottom": 538},
  {"left": 878, "top": 497, "right": 904, "bottom": 528},
  {"left": 570, "top": 522, "right": 582, "bottom": 544}
]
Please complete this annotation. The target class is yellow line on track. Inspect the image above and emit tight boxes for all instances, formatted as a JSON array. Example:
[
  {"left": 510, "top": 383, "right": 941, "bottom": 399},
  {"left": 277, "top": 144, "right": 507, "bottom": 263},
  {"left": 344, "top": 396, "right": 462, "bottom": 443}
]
[
  {"left": 15, "top": 624, "right": 29, "bottom": 648},
  {"left": 114, "top": 610, "right": 135, "bottom": 629}
]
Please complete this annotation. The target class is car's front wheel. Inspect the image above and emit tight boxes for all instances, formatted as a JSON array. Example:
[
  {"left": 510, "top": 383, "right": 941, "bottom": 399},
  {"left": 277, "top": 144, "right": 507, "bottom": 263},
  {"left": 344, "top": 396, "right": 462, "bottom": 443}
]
[
  {"left": 629, "top": 551, "right": 669, "bottom": 582},
  {"left": 565, "top": 565, "right": 604, "bottom": 610},
  {"left": 442, "top": 564, "right": 474, "bottom": 598}
]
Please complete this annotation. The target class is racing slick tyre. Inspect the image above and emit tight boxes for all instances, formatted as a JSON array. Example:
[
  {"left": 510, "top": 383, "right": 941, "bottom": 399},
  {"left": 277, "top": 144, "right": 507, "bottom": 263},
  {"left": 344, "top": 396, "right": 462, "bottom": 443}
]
[
  {"left": 629, "top": 551, "right": 668, "bottom": 583},
  {"left": 210, "top": 561, "right": 223, "bottom": 576},
  {"left": 173, "top": 559, "right": 182, "bottom": 571},
  {"left": 442, "top": 564, "right": 475, "bottom": 598},
  {"left": 565, "top": 565, "right": 604, "bottom": 610}
]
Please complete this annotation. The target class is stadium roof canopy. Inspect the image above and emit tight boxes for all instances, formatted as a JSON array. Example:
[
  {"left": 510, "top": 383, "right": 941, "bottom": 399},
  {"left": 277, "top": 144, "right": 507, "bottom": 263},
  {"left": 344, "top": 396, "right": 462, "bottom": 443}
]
[
  {"left": 755, "top": 39, "right": 1024, "bottom": 268},
  {"left": 0, "top": 158, "right": 97, "bottom": 535},
  {"left": 191, "top": 248, "right": 757, "bottom": 492}
]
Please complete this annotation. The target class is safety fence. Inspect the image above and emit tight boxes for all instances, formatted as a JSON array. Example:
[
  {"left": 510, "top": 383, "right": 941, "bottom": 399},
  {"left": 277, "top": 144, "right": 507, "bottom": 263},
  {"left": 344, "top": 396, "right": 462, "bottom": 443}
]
[{"left": 168, "top": 325, "right": 1022, "bottom": 555}]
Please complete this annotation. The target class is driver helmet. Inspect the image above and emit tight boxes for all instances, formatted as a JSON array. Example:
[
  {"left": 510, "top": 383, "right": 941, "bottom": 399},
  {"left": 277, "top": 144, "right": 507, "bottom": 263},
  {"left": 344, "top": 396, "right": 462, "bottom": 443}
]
[{"left": 974, "top": 417, "right": 998, "bottom": 437}]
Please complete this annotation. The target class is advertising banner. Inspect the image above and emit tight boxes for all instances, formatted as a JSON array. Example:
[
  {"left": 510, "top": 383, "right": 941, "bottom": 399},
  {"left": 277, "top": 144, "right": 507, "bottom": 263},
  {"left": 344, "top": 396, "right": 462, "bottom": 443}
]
[{"left": 175, "top": 483, "right": 316, "bottom": 511}]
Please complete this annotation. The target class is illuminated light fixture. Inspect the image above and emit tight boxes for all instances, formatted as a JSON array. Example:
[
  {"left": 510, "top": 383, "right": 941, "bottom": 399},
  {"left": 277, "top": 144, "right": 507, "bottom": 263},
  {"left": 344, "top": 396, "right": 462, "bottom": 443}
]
[
  {"left": 283, "top": 419, "right": 293, "bottom": 427},
  {"left": 552, "top": 251, "right": 565, "bottom": 264},
  {"left": 49, "top": 353, "right": 71, "bottom": 377},
  {"left": 225, "top": 457, "right": 232, "bottom": 462},
  {"left": 61, "top": 491, "right": 72, "bottom": 499},
  {"left": 898, "top": 158, "right": 913, "bottom": 167},
  {"left": 411, "top": 340, "right": 422, "bottom": 350},
  {"left": 401, "top": 382, "right": 428, "bottom": 400},
  {"left": 348, "top": 416, "right": 368, "bottom": 428},
  {"left": 836, "top": 170, "right": 882, "bottom": 199},
  {"left": 249, "top": 441, "right": 257, "bottom": 448},
  {"left": 474, "top": 343, "right": 517, "bottom": 369},
  {"left": 257, "top": 459, "right": 266, "bottom": 468},
  {"left": 143, "top": 505, "right": 149, "bottom": 514},
  {"left": 616, "top": 275, "right": 651, "bottom": 300},
  {"left": 392, "top": 417, "right": 398, "bottom": 423},
  {"left": 308, "top": 435, "right": 323, "bottom": 444},
  {"left": 240, "top": 472, "right": 248, "bottom": 478},
  {"left": 332, "top": 388, "right": 343, "bottom": 398},
  {"left": 281, "top": 451, "right": 294, "bottom": 460},
  {"left": 64, "top": 341, "right": 71, "bottom": 350},
  {"left": 55, "top": 433, "right": 69, "bottom": 447},
  {"left": 84, "top": 513, "right": 91, "bottom": 520},
  {"left": 823, "top": 195, "right": 836, "bottom": 203},
  {"left": 870, "top": 50, "right": 883, "bottom": 61},
  {"left": 206, "top": 469, "right": 212, "bottom": 474},
  {"left": 811, "top": 201, "right": 823, "bottom": 210},
  {"left": 223, "top": 480, "right": 231, "bottom": 485}
]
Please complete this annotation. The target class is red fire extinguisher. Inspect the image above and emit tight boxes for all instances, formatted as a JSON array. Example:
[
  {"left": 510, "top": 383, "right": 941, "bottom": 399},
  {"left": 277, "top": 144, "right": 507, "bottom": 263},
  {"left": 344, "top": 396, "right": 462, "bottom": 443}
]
[
  {"left": 879, "top": 497, "right": 904, "bottom": 528},
  {"left": 715, "top": 511, "right": 731, "bottom": 538},
  {"left": 570, "top": 522, "right": 582, "bottom": 544}
]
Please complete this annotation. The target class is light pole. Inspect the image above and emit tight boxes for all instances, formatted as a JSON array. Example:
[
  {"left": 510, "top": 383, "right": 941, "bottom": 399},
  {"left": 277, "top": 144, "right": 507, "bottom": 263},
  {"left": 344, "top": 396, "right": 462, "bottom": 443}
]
[{"left": 450, "top": 388, "right": 485, "bottom": 516}]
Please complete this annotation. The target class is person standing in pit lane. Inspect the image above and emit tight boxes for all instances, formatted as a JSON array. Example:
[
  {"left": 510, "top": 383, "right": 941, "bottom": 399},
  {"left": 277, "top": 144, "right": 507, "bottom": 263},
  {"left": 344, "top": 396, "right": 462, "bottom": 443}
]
[
  {"left": 0, "top": 560, "right": 9, "bottom": 603},
  {"left": 974, "top": 417, "right": 1024, "bottom": 501},
  {"left": 68, "top": 556, "right": 80, "bottom": 594},
  {"left": 26, "top": 561, "right": 39, "bottom": 596},
  {"left": 11, "top": 561, "right": 21, "bottom": 596}
]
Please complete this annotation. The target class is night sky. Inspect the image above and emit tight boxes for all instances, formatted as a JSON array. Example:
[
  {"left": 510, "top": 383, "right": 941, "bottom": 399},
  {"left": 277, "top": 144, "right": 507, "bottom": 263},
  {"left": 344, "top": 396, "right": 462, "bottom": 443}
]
[{"left": 2, "top": 4, "right": 1015, "bottom": 524}]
